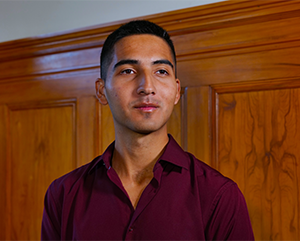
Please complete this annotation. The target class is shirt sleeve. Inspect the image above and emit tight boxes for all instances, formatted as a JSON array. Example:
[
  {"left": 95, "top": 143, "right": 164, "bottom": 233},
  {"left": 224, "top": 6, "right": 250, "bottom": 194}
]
[
  {"left": 41, "top": 183, "right": 62, "bottom": 240},
  {"left": 206, "top": 182, "right": 255, "bottom": 240}
]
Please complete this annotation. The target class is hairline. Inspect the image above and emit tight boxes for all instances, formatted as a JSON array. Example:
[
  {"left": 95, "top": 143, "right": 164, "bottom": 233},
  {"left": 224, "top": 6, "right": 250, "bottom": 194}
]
[
  {"left": 105, "top": 33, "right": 176, "bottom": 79},
  {"left": 101, "top": 25, "right": 177, "bottom": 81}
]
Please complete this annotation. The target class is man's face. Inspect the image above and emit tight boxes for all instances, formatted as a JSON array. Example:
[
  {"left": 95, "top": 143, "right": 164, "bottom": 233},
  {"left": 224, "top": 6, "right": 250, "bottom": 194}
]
[{"left": 96, "top": 34, "right": 181, "bottom": 135}]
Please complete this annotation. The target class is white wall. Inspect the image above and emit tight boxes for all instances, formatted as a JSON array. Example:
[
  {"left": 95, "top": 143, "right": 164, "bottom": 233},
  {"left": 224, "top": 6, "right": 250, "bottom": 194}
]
[{"left": 0, "top": 0, "right": 223, "bottom": 43}]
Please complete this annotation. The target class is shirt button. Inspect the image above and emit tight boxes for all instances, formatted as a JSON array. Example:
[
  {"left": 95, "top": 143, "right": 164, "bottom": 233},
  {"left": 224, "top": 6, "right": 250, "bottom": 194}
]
[{"left": 129, "top": 227, "right": 134, "bottom": 232}]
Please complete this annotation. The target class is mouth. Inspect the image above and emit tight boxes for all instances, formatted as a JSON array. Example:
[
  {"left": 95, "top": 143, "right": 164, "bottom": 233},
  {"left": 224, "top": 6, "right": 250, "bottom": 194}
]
[{"left": 133, "top": 103, "right": 159, "bottom": 112}]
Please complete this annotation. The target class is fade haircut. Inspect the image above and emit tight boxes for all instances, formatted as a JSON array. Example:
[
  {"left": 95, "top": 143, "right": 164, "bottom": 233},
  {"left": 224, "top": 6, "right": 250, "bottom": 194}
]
[{"left": 100, "top": 20, "right": 177, "bottom": 81}]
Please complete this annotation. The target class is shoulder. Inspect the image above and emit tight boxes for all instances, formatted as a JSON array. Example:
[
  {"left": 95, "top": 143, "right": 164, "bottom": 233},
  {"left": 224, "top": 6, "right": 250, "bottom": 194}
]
[
  {"left": 188, "top": 152, "right": 234, "bottom": 192},
  {"left": 187, "top": 153, "right": 253, "bottom": 239},
  {"left": 186, "top": 153, "right": 239, "bottom": 216},
  {"left": 46, "top": 156, "right": 102, "bottom": 199},
  {"left": 164, "top": 136, "right": 236, "bottom": 198}
]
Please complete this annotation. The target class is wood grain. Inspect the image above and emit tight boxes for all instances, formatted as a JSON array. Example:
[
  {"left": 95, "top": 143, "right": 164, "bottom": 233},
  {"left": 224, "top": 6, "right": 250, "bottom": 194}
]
[{"left": 216, "top": 86, "right": 300, "bottom": 240}]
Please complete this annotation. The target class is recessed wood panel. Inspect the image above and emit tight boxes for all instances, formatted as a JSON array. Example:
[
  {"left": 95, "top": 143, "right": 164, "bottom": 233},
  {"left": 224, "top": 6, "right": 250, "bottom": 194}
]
[
  {"left": 185, "top": 86, "right": 211, "bottom": 165},
  {"left": 7, "top": 103, "right": 76, "bottom": 240},
  {"left": 215, "top": 86, "right": 300, "bottom": 240}
]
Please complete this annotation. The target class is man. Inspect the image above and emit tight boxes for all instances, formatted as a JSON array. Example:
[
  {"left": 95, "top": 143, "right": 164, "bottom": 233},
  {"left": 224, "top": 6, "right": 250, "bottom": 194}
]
[{"left": 42, "top": 20, "right": 254, "bottom": 240}]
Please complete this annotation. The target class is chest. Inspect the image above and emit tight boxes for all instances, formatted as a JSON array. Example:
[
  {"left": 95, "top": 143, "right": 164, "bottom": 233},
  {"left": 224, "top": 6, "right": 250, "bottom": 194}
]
[{"left": 61, "top": 171, "right": 206, "bottom": 240}]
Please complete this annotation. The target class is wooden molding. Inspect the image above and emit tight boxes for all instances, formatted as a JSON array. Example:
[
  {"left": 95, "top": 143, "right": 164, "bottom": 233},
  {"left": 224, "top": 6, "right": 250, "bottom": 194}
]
[
  {"left": 7, "top": 98, "right": 77, "bottom": 110},
  {"left": 211, "top": 76, "right": 300, "bottom": 94},
  {"left": 0, "top": 0, "right": 299, "bottom": 61}
]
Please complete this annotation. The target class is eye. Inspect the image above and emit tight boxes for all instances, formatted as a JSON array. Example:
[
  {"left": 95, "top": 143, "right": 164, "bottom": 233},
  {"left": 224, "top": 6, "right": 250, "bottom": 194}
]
[
  {"left": 120, "top": 69, "right": 135, "bottom": 75},
  {"left": 156, "top": 69, "right": 169, "bottom": 75}
]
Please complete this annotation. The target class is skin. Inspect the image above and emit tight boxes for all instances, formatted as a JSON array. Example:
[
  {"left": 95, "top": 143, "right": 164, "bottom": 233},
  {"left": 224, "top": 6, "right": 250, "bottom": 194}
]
[{"left": 95, "top": 34, "right": 181, "bottom": 208}]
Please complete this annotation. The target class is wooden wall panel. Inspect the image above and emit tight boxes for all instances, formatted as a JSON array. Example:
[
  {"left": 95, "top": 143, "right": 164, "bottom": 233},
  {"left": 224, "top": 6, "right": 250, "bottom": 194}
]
[
  {"left": 6, "top": 102, "right": 77, "bottom": 240},
  {"left": 1, "top": 0, "right": 300, "bottom": 240},
  {"left": 213, "top": 82, "right": 300, "bottom": 240}
]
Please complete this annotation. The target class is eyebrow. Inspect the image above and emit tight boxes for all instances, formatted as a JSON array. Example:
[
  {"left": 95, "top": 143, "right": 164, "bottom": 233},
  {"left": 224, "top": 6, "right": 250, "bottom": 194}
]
[
  {"left": 114, "top": 59, "right": 138, "bottom": 70},
  {"left": 113, "top": 59, "right": 174, "bottom": 71},
  {"left": 153, "top": 60, "right": 174, "bottom": 69}
]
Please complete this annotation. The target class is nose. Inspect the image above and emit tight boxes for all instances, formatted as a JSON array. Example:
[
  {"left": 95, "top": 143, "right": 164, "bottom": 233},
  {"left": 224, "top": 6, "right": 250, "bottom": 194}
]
[{"left": 136, "top": 71, "right": 156, "bottom": 95}]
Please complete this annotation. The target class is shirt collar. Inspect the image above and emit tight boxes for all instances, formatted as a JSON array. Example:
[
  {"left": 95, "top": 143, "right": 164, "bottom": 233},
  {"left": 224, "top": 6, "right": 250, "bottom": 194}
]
[
  {"left": 89, "top": 134, "right": 189, "bottom": 173},
  {"left": 158, "top": 134, "right": 189, "bottom": 170},
  {"left": 88, "top": 142, "right": 114, "bottom": 173}
]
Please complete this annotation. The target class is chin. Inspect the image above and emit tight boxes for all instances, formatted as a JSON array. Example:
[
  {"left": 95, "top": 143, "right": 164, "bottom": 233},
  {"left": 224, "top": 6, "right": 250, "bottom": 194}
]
[
  {"left": 132, "top": 127, "right": 156, "bottom": 135},
  {"left": 131, "top": 124, "right": 166, "bottom": 135}
]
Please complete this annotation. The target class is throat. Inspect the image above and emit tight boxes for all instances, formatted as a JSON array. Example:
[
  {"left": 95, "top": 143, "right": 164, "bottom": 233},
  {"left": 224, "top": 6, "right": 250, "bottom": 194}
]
[
  {"left": 111, "top": 137, "right": 167, "bottom": 208},
  {"left": 121, "top": 172, "right": 154, "bottom": 209}
]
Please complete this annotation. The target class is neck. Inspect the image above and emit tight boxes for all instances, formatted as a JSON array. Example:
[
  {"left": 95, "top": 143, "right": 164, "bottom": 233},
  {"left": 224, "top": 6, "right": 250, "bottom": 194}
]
[
  {"left": 112, "top": 128, "right": 169, "bottom": 183},
  {"left": 111, "top": 127, "right": 169, "bottom": 208}
]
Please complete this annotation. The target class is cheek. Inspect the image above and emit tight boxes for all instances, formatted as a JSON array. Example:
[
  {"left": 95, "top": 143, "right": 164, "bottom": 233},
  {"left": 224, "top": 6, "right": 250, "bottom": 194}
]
[
  {"left": 114, "top": 86, "right": 123, "bottom": 97},
  {"left": 106, "top": 86, "right": 121, "bottom": 101},
  {"left": 108, "top": 88, "right": 131, "bottom": 112},
  {"left": 162, "top": 85, "right": 178, "bottom": 103}
]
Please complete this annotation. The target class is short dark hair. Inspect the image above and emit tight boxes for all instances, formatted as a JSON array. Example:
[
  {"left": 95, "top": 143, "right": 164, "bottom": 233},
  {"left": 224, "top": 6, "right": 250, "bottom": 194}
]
[{"left": 100, "top": 20, "right": 177, "bottom": 81}]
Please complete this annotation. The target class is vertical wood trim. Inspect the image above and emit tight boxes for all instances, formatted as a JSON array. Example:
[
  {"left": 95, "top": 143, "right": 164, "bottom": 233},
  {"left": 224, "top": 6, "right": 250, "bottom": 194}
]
[
  {"left": 73, "top": 101, "right": 78, "bottom": 168},
  {"left": 77, "top": 96, "right": 101, "bottom": 166},
  {"left": 5, "top": 105, "right": 11, "bottom": 240},
  {"left": 100, "top": 105, "right": 115, "bottom": 152},
  {"left": 0, "top": 105, "right": 6, "bottom": 240},
  {"left": 207, "top": 86, "right": 212, "bottom": 166},
  {"left": 211, "top": 87, "right": 218, "bottom": 169},
  {"left": 95, "top": 100, "right": 102, "bottom": 156},
  {"left": 186, "top": 86, "right": 211, "bottom": 165},
  {"left": 181, "top": 87, "right": 188, "bottom": 150}
]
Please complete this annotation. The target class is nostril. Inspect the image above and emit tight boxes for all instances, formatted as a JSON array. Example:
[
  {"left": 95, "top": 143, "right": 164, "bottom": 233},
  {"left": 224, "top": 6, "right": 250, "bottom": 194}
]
[{"left": 137, "top": 88, "right": 155, "bottom": 95}]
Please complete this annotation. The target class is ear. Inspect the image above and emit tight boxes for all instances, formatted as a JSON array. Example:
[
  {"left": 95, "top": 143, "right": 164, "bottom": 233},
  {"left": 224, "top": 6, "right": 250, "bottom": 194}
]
[
  {"left": 95, "top": 78, "right": 108, "bottom": 105},
  {"left": 174, "top": 78, "right": 181, "bottom": 105}
]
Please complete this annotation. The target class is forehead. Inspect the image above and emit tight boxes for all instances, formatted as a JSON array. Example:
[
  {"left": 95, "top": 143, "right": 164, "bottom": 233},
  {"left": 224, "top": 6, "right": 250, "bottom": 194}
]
[{"left": 112, "top": 34, "right": 174, "bottom": 63}]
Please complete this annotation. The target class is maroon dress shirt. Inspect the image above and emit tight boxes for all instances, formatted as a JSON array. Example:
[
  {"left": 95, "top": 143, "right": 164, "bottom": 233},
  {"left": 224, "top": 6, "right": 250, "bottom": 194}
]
[{"left": 42, "top": 135, "right": 254, "bottom": 240}]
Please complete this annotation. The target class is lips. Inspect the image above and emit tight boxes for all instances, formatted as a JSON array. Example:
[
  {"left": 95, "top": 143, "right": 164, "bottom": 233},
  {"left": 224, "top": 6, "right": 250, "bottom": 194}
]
[{"left": 133, "top": 102, "right": 159, "bottom": 112}]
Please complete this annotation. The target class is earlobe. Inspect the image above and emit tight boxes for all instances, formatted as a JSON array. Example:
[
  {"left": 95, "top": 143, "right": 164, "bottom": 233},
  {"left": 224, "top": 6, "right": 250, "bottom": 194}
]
[
  {"left": 174, "top": 78, "right": 181, "bottom": 105},
  {"left": 95, "top": 78, "right": 108, "bottom": 105}
]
